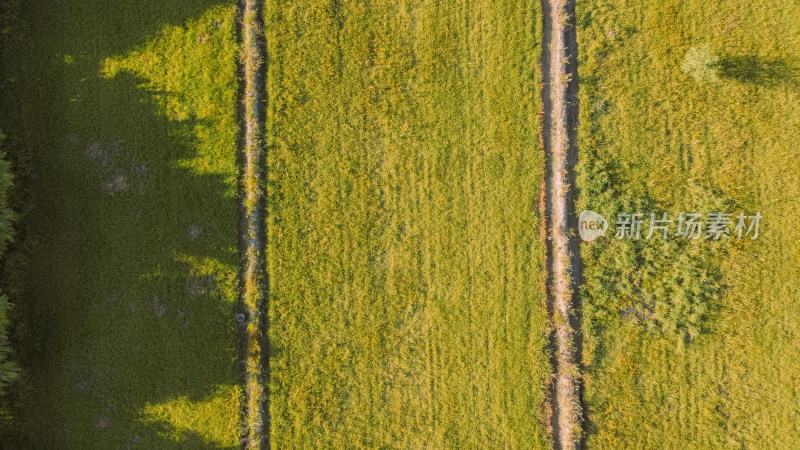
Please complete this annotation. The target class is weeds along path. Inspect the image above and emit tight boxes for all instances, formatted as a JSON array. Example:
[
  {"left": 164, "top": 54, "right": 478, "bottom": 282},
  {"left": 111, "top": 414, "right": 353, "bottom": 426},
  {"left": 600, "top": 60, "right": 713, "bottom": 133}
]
[
  {"left": 541, "top": 0, "right": 582, "bottom": 447},
  {"left": 236, "top": 0, "right": 269, "bottom": 448}
]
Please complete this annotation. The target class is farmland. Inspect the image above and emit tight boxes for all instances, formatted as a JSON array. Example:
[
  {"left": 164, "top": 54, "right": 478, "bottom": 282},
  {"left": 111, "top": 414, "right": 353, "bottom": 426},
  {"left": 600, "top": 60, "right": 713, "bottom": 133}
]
[
  {"left": 265, "top": 0, "right": 550, "bottom": 447},
  {"left": 1, "top": 0, "right": 798, "bottom": 448},
  {"left": 577, "top": 0, "right": 800, "bottom": 447},
  {"left": 0, "top": 0, "right": 556, "bottom": 447},
  {"left": 0, "top": 1, "right": 241, "bottom": 447}
]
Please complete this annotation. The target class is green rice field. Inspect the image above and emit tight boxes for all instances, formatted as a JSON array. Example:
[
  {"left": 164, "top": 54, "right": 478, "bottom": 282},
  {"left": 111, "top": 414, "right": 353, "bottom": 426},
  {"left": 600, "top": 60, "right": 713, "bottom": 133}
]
[{"left": 0, "top": 0, "right": 798, "bottom": 448}]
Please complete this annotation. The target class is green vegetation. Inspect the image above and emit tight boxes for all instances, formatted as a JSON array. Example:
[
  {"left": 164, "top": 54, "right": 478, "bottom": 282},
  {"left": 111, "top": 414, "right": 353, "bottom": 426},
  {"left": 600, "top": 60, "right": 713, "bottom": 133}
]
[
  {"left": 577, "top": 0, "right": 800, "bottom": 447},
  {"left": 266, "top": 0, "right": 550, "bottom": 447},
  {"left": 578, "top": 162, "right": 733, "bottom": 343},
  {"left": 0, "top": 1, "right": 241, "bottom": 447},
  {"left": 0, "top": 133, "right": 17, "bottom": 399},
  {"left": 5, "top": 0, "right": 797, "bottom": 447}
]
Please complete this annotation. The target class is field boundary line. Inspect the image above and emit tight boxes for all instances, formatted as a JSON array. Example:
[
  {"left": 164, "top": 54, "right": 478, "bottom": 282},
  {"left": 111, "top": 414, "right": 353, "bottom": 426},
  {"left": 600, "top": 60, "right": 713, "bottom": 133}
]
[
  {"left": 540, "top": 0, "right": 583, "bottom": 447},
  {"left": 235, "top": 0, "right": 269, "bottom": 448}
]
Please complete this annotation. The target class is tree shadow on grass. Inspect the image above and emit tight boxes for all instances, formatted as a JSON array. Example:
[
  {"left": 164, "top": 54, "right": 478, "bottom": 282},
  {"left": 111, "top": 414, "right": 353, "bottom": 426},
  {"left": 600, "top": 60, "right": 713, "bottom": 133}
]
[
  {"left": 0, "top": 2, "right": 243, "bottom": 448},
  {"left": 717, "top": 55, "right": 800, "bottom": 91}
]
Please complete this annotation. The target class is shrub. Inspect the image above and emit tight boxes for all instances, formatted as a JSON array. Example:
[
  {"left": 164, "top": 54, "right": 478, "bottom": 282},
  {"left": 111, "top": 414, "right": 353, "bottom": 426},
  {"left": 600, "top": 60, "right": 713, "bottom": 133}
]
[
  {"left": 0, "top": 295, "right": 16, "bottom": 396},
  {"left": 578, "top": 150, "right": 731, "bottom": 344},
  {"left": 681, "top": 45, "right": 720, "bottom": 82}
]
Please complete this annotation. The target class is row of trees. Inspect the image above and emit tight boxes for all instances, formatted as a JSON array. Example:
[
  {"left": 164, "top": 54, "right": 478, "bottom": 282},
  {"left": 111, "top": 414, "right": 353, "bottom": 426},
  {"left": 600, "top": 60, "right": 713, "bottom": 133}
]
[
  {"left": 0, "top": 0, "right": 22, "bottom": 423},
  {"left": 0, "top": 132, "right": 17, "bottom": 406}
]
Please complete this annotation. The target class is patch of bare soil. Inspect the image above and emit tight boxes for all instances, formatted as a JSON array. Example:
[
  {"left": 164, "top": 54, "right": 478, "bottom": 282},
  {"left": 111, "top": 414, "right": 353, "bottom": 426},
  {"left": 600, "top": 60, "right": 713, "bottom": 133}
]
[
  {"left": 186, "top": 274, "right": 217, "bottom": 299},
  {"left": 86, "top": 138, "right": 121, "bottom": 167},
  {"left": 148, "top": 297, "right": 167, "bottom": 317},
  {"left": 186, "top": 223, "right": 204, "bottom": 240},
  {"left": 100, "top": 172, "right": 128, "bottom": 194},
  {"left": 95, "top": 416, "right": 110, "bottom": 430}
]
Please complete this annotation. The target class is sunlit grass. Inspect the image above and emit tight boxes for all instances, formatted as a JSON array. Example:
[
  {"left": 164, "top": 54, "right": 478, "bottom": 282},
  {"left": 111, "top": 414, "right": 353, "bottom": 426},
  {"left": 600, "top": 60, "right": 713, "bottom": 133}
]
[
  {"left": 141, "top": 385, "right": 239, "bottom": 448},
  {"left": 102, "top": 5, "right": 238, "bottom": 187},
  {"left": 577, "top": 0, "right": 800, "bottom": 447},
  {"left": 266, "top": 0, "right": 550, "bottom": 447}
]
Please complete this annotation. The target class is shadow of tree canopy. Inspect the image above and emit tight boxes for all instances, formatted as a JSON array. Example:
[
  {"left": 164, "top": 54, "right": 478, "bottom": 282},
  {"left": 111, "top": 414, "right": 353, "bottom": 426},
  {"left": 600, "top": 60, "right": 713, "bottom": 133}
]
[
  {"left": 717, "top": 54, "right": 800, "bottom": 90},
  {"left": 0, "top": 1, "right": 242, "bottom": 448}
]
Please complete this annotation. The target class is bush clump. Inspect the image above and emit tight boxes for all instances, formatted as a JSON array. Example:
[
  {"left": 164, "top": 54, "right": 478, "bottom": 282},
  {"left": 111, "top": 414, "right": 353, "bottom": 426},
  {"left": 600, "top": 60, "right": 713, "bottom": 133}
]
[
  {"left": 578, "top": 154, "right": 732, "bottom": 344},
  {"left": 681, "top": 45, "right": 720, "bottom": 82}
]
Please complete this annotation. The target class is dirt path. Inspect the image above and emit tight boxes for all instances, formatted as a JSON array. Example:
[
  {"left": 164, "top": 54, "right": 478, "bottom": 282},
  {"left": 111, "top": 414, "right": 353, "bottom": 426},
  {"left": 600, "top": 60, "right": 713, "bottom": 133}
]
[
  {"left": 235, "top": 0, "right": 269, "bottom": 448},
  {"left": 540, "top": 0, "right": 582, "bottom": 448}
]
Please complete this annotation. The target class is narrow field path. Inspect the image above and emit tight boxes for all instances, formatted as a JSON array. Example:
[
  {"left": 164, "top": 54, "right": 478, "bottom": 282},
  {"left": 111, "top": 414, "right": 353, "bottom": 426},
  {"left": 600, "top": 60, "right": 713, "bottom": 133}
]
[
  {"left": 236, "top": 0, "right": 269, "bottom": 448},
  {"left": 540, "top": 0, "right": 582, "bottom": 448}
]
